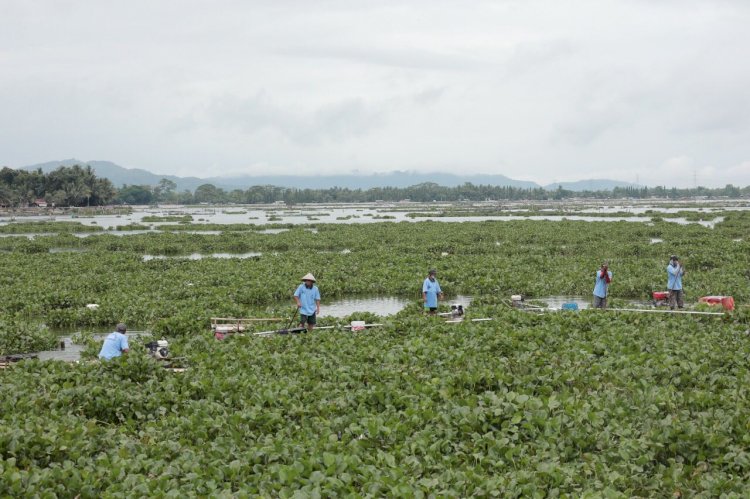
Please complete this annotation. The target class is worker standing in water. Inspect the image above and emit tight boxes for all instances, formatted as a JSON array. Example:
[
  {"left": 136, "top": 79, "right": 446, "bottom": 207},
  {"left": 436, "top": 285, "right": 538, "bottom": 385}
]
[
  {"left": 593, "top": 261, "right": 613, "bottom": 309},
  {"left": 422, "top": 269, "right": 444, "bottom": 315},
  {"left": 667, "top": 255, "right": 686, "bottom": 309},
  {"left": 294, "top": 273, "right": 321, "bottom": 332}
]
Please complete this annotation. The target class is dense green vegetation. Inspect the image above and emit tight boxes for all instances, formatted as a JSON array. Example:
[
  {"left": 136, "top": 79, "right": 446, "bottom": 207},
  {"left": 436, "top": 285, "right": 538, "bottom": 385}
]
[
  {"left": 1, "top": 210, "right": 749, "bottom": 495},
  {"left": 0, "top": 221, "right": 105, "bottom": 234},
  {"left": 0, "top": 319, "right": 58, "bottom": 356},
  {"left": 405, "top": 208, "right": 730, "bottom": 220},
  {"left": 141, "top": 215, "right": 193, "bottom": 223},
  {"left": 0, "top": 165, "right": 116, "bottom": 207},
  {"left": 2, "top": 307, "right": 750, "bottom": 495},
  {"left": 1, "top": 212, "right": 747, "bottom": 333}
]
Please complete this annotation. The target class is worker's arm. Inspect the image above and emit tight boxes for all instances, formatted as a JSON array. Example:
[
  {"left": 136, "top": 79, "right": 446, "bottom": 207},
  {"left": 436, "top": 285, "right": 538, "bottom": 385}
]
[
  {"left": 294, "top": 296, "right": 301, "bottom": 308},
  {"left": 121, "top": 336, "right": 130, "bottom": 354},
  {"left": 315, "top": 299, "right": 320, "bottom": 315}
]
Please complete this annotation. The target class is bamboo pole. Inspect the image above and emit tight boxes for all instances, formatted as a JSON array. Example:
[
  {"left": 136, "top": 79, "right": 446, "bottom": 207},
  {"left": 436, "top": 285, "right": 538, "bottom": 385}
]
[
  {"left": 253, "top": 325, "right": 337, "bottom": 337},
  {"left": 445, "top": 318, "right": 493, "bottom": 323},
  {"left": 252, "top": 323, "right": 385, "bottom": 337},
  {"left": 211, "top": 317, "right": 283, "bottom": 322}
]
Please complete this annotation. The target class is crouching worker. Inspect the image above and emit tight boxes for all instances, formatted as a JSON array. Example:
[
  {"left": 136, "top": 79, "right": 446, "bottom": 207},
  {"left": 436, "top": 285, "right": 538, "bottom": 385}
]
[
  {"left": 98, "top": 323, "right": 130, "bottom": 360},
  {"left": 294, "top": 273, "right": 321, "bottom": 332}
]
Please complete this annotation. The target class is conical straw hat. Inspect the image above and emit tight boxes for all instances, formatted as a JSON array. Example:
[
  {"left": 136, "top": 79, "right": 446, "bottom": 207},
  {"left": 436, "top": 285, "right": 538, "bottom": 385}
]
[{"left": 301, "top": 273, "right": 316, "bottom": 282}]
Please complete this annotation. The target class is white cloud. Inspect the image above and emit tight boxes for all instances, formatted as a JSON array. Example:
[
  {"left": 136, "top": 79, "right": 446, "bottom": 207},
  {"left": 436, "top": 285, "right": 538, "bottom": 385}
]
[{"left": 1, "top": 0, "right": 749, "bottom": 187}]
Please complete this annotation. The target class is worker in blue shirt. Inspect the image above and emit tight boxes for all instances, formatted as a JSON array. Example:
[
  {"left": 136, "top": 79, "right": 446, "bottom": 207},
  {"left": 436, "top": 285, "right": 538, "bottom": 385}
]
[
  {"left": 422, "top": 269, "right": 443, "bottom": 314},
  {"left": 667, "top": 255, "right": 686, "bottom": 309},
  {"left": 593, "top": 261, "right": 613, "bottom": 309},
  {"left": 294, "top": 273, "right": 321, "bottom": 332},
  {"left": 98, "top": 323, "right": 130, "bottom": 360}
]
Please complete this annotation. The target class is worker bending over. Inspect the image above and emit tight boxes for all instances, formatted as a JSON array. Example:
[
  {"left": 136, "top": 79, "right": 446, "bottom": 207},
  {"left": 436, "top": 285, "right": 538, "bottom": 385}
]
[{"left": 99, "top": 323, "right": 130, "bottom": 360}]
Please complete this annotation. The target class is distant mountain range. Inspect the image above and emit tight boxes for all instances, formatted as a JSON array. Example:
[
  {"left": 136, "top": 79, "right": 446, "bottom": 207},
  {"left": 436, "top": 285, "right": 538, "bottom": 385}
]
[{"left": 17, "top": 159, "right": 638, "bottom": 192}]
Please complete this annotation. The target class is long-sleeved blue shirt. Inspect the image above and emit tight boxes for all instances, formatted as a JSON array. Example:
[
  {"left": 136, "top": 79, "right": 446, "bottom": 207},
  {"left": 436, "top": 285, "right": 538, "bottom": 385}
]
[
  {"left": 422, "top": 278, "right": 442, "bottom": 308},
  {"left": 667, "top": 263, "right": 684, "bottom": 290},
  {"left": 593, "top": 269, "right": 613, "bottom": 298}
]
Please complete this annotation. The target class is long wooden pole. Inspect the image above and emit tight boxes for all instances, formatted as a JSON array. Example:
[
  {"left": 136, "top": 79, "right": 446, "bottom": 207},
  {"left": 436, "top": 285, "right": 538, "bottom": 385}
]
[
  {"left": 253, "top": 323, "right": 385, "bottom": 337},
  {"left": 211, "top": 317, "right": 283, "bottom": 322},
  {"left": 253, "top": 325, "right": 337, "bottom": 337},
  {"left": 445, "top": 318, "right": 493, "bottom": 323}
]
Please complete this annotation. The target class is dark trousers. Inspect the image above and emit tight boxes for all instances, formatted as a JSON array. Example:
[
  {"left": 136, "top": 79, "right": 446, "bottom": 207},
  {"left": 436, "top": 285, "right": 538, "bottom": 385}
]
[{"left": 669, "top": 289, "right": 684, "bottom": 309}]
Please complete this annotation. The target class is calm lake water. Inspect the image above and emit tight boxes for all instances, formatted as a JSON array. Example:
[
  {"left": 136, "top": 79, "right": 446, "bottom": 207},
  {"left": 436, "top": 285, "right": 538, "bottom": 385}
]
[
  {"left": 533, "top": 296, "right": 592, "bottom": 310},
  {"left": 1, "top": 201, "right": 745, "bottom": 235},
  {"left": 320, "top": 295, "right": 474, "bottom": 318}
]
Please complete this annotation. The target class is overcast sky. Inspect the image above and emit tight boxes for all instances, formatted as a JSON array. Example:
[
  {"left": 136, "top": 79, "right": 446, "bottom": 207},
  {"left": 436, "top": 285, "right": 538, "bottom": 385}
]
[{"left": 1, "top": 0, "right": 749, "bottom": 187}]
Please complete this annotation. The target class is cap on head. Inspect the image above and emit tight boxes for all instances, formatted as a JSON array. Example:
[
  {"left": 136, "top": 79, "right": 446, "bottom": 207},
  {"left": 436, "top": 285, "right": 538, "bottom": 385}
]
[
  {"left": 301, "top": 273, "right": 316, "bottom": 282},
  {"left": 116, "top": 323, "right": 127, "bottom": 333},
  {"left": 428, "top": 269, "right": 437, "bottom": 276}
]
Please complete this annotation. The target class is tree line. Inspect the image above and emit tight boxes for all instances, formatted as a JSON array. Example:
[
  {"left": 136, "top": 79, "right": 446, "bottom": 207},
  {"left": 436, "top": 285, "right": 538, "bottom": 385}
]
[
  {"left": 96, "top": 180, "right": 750, "bottom": 204},
  {"left": 0, "top": 165, "right": 116, "bottom": 207},
  {"left": 1, "top": 165, "right": 748, "bottom": 207}
]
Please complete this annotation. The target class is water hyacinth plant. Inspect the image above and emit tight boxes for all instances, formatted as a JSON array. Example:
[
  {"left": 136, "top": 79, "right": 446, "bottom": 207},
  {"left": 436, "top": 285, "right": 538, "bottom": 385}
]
[{"left": 0, "top": 208, "right": 749, "bottom": 495}]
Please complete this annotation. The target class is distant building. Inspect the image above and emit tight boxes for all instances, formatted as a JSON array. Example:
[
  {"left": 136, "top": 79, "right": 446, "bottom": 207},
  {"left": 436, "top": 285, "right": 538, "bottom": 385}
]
[{"left": 31, "top": 199, "right": 48, "bottom": 208}]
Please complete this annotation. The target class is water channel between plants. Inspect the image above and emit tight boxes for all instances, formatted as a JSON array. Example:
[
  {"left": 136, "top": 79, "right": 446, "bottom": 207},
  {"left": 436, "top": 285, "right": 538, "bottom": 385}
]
[
  {"left": 1, "top": 203, "right": 743, "bottom": 234},
  {"left": 319, "top": 295, "right": 475, "bottom": 318},
  {"left": 35, "top": 294, "right": 603, "bottom": 362}
]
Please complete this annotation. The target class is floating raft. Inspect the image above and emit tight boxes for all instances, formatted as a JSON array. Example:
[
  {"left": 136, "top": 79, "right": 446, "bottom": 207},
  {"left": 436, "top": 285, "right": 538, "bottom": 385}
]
[
  {"left": 0, "top": 360, "right": 187, "bottom": 372},
  {"left": 1, "top": 353, "right": 39, "bottom": 369},
  {"left": 211, "top": 317, "right": 284, "bottom": 334},
  {"left": 253, "top": 323, "right": 384, "bottom": 337}
]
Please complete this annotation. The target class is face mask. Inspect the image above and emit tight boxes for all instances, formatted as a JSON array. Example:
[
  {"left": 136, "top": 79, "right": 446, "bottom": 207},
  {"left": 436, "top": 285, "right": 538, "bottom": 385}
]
[{"left": 671, "top": 260, "right": 678, "bottom": 267}]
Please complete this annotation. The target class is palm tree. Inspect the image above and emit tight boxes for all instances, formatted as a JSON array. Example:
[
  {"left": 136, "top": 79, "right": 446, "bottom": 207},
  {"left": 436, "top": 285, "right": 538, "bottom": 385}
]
[{"left": 64, "top": 181, "right": 90, "bottom": 207}]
